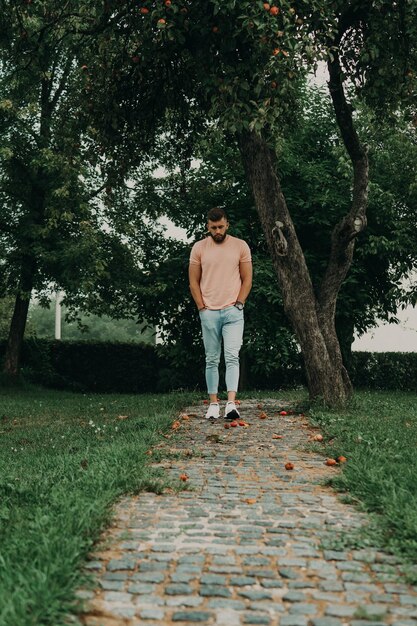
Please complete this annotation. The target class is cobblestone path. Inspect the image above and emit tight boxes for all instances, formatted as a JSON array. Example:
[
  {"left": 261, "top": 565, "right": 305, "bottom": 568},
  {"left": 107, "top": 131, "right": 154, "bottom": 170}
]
[{"left": 80, "top": 399, "right": 417, "bottom": 626}]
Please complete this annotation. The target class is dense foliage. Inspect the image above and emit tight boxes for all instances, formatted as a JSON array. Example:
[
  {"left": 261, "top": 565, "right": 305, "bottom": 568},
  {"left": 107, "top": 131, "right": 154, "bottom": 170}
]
[{"left": 1, "top": 0, "right": 416, "bottom": 401}]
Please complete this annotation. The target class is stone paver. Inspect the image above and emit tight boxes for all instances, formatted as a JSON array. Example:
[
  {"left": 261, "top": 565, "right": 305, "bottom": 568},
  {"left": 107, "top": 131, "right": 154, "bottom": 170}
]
[{"left": 79, "top": 399, "right": 417, "bottom": 626}]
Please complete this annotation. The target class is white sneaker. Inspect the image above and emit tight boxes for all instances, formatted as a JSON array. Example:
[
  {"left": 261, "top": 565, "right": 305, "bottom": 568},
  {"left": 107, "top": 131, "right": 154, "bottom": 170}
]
[
  {"left": 205, "top": 402, "right": 220, "bottom": 419},
  {"left": 224, "top": 401, "right": 240, "bottom": 421}
]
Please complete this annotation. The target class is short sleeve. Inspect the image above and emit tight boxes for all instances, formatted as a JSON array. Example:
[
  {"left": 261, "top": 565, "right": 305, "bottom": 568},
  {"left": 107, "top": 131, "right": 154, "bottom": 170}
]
[
  {"left": 189, "top": 242, "right": 201, "bottom": 266},
  {"left": 240, "top": 241, "right": 252, "bottom": 263}
]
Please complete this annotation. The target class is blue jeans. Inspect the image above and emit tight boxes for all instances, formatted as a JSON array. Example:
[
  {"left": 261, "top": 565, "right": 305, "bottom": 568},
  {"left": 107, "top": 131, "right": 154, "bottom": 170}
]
[{"left": 199, "top": 306, "right": 244, "bottom": 394}]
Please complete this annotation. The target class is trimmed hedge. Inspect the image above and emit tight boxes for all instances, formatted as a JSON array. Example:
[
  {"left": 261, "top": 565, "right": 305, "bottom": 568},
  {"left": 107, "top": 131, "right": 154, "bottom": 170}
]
[
  {"left": 350, "top": 351, "right": 417, "bottom": 392},
  {"left": 0, "top": 339, "right": 162, "bottom": 393},
  {"left": 0, "top": 338, "right": 304, "bottom": 393},
  {"left": 1, "top": 339, "right": 417, "bottom": 393}
]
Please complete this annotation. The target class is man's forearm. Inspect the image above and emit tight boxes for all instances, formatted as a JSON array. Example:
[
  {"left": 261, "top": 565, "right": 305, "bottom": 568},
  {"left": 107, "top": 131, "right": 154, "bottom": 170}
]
[
  {"left": 236, "top": 279, "right": 252, "bottom": 304},
  {"left": 189, "top": 283, "right": 205, "bottom": 310}
]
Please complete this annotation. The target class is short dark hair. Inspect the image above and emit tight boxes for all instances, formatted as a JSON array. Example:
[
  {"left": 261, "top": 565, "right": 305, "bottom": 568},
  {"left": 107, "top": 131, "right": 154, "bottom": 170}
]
[{"left": 207, "top": 207, "right": 228, "bottom": 222}]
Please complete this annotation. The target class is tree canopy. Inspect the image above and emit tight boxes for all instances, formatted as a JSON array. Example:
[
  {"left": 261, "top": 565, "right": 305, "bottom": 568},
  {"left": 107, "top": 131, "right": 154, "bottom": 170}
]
[{"left": 1, "top": 0, "right": 416, "bottom": 404}]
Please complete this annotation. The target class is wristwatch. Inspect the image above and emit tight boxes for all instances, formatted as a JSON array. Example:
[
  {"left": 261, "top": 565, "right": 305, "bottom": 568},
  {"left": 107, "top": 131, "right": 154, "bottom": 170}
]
[{"left": 234, "top": 301, "right": 244, "bottom": 311}]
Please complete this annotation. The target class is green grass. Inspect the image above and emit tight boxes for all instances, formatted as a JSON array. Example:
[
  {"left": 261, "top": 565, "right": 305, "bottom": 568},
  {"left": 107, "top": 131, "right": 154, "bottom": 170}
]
[
  {"left": 0, "top": 385, "right": 198, "bottom": 626},
  {"left": 3, "top": 384, "right": 417, "bottom": 624},
  {"left": 310, "top": 389, "right": 417, "bottom": 568}
]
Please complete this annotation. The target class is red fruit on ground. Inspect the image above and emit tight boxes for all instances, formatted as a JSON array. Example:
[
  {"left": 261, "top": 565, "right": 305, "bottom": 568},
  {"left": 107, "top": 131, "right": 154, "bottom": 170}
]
[
  {"left": 140, "top": 7, "right": 149, "bottom": 14},
  {"left": 279, "top": 410, "right": 287, "bottom": 415},
  {"left": 230, "top": 421, "right": 238, "bottom": 427},
  {"left": 325, "top": 458, "right": 337, "bottom": 466},
  {"left": 312, "top": 434, "right": 323, "bottom": 442},
  {"left": 285, "top": 462, "right": 294, "bottom": 470},
  {"left": 269, "top": 6, "right": 279, "bottom": 15}
]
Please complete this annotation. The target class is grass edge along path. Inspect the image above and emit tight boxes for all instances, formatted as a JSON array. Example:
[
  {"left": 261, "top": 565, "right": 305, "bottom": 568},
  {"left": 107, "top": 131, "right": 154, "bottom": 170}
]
[
  {"left": 310, "top": 389, "right": 417, "bottom": 577},
  {"left": 0, "top": 386, "right": 199, "bottom": 626}
]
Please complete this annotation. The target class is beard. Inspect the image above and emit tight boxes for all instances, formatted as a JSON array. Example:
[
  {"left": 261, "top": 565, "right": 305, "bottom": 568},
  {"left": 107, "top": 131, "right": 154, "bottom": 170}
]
[{"left": 210, "top": 232, "right": 227, "bottom": 244}]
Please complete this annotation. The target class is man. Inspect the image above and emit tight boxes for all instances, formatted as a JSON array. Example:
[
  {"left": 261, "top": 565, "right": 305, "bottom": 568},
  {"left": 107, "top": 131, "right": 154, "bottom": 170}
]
[{"left": 189, "top": 207, "right": 252, "bottom": 420}]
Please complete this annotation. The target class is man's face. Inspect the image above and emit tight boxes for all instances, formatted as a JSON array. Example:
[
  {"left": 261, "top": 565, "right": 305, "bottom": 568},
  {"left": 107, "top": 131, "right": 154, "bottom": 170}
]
[{"left": 207, "top": 218, "right": 229, "bottom": 244}]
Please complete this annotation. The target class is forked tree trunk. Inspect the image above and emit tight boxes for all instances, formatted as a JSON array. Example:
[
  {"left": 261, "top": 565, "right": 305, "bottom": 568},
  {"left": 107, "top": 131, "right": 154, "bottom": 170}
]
[
  {"left": 238, "top": 53, "right": 368, "bottom": 405},
  {"left": 239, "top": 131, "right": 350, "bottom": 406}
]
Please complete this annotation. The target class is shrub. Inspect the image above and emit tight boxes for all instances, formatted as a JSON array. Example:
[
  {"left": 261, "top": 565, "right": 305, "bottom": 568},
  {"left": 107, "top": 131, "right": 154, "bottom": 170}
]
[
  {"left": 2, "top": 341, "right": 416, "bottom": 393},
  {"left": 0, "top": 339, "right": 161, "bottom": 393},
  {"left": 350, "top": 352, "right": 417, "bottom": 391}
]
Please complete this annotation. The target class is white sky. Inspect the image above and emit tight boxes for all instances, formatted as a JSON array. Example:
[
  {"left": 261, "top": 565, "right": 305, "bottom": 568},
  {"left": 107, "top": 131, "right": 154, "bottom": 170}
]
[
  {"left": 159, "top": 216, "right": 189, "bottom": 242},
  {"left": 352, "top": 306, "right": 417, "bottom": 352}
]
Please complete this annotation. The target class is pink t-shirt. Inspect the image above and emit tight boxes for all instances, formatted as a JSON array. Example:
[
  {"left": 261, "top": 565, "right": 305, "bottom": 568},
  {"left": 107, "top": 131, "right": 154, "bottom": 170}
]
[{"left": 189, "top": 235, "right": 252, "bottom": 310}]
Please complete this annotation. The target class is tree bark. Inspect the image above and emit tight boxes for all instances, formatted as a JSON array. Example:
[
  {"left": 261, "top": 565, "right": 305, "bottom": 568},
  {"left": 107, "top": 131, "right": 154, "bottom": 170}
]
[
  {"left": 3, "top": 262, "right": 35, "bottom": 379},
  {"left": 238, "top": 131, "right": 350, "bottom": 406},
  {"left": 238, "top": 10, "right": 371, "bottom": 407},
  {"left": 3, "top": 74, "right": 51, "bottom": 379},
  {"left": 315, "top": 49, "right": 369, "bottom": 396}
]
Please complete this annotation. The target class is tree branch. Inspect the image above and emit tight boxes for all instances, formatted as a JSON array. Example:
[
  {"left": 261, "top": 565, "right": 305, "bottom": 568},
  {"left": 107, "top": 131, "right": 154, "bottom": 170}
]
[
  {"left": 50, "top": 57, "right": 74, "bottom": 111},
  {"left": 318, "top": 46, "right": 369, "bottom": 334}
]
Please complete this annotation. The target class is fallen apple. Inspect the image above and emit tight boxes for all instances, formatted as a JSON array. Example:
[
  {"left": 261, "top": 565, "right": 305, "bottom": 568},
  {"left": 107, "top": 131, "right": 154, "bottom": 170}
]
[
  {"left": 325, "top": 458, "right": 337, "bottom": 466},
  {"left": 285, "top": 462, "right": 294, "bottom": 470}
]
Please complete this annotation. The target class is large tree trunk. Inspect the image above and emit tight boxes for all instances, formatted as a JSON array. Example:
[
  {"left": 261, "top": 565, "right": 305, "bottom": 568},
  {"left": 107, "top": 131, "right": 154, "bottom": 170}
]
[
  {"left": 3, "top": 76, "right": 51, "bottom": 379},
  {"left": 3, "top": 263, "right": 34, "bottom": 379},
  {"left": 238, "top": 22, "right": 369, "bottom": 406},
  {"left": 238, "top": 131, "right": 351, "bottom": 406}
]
